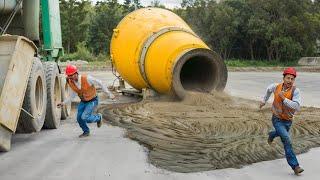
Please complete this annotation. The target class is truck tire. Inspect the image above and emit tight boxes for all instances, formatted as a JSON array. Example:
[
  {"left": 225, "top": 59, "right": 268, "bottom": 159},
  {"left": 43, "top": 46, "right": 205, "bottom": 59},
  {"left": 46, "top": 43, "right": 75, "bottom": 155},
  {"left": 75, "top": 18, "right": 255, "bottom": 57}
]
[
  {"left": 16, "top": 58, "right": 47, "bottom": 133},
  {"left": 43, "top": 62, "right": 61, "bottom": 129},
  {"left": 60, "top": 77, "right": 71, "bottom": 120}
]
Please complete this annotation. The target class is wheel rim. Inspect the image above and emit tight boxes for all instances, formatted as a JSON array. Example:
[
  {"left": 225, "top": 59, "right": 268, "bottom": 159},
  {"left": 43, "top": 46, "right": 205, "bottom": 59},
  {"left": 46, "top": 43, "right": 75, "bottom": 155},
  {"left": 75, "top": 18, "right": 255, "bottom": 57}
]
[
  {"left": 64, "top": 83, "right": 71, "bottom": 115},
  {"left": 54, "top": 76, "right": 61, "bottom": 117},
  {"left": 35, "top": 76, "right": 44, "bottom": 116}
]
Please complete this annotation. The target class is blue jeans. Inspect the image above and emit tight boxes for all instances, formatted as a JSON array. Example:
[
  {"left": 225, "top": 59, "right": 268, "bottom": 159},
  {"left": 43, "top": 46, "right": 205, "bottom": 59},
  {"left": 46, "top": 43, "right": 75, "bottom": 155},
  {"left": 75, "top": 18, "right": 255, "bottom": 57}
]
[
  {"left": 269, "top": 115, "right": 299, "bottom": 169},
  {"left": 77, "top": 97, "right": 101, "bottom": 133}
]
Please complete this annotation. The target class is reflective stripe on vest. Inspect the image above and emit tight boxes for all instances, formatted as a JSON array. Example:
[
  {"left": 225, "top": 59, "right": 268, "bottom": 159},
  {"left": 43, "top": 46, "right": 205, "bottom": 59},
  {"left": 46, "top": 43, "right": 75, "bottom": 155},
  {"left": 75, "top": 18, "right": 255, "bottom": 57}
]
[
  {"left": 68, "top": 74, "right": 97, "bottom": 101},
  {"left": 272, "top": 83, "right": 296, "bottom": 120}
]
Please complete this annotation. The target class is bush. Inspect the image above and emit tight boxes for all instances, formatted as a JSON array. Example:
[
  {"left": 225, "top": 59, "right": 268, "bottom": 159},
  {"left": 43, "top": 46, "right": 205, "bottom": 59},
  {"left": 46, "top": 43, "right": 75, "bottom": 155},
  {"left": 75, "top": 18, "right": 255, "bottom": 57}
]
[
  {"left": 95, "top": 53, "right": 109, "bottom": 62},
  {"left": 60, "top": 42, "right": 95, "bottom": 62},
  {"left": 271, "top": 37, "right": 303, "bottom": 62},
  {"left": 74, "top": 42, "right": 94, "bottom": 61}
]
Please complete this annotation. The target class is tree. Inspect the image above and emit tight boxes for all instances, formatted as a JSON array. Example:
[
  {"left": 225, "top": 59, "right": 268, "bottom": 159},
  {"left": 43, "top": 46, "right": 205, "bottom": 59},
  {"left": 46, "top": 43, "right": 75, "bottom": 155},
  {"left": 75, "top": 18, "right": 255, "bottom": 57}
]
[
  {"left": 150, "top": 0, "right": 166, "bottom": 8},
  {"left": 87, "top": 0, "right": 125, "bottom": 55},
  {"left": 58, "top": 0, "right": 320, "bottom": 61},
  {"left": 59, "top": 0, "right": 93, "bottom": 53},
  {"left": 208, "top": 3, "right": 240, "bottom": 59},
  {"left": 123, "top": 0, "right": 135, "bottom": 13},
  {"left": 179, "top": 1, "right": 239, "bottom": 59},
  {"left": 178, "top": 0, "right": 320, "bottom": 61},
  {"left": 132, "top": 0, "right": 143, "bottom": 9},
  {"left": 124, "top": 0, "right": 132, "bottom": 9},
  {"left": 124, "top": 0, "right": 131, "bottom": 6}
]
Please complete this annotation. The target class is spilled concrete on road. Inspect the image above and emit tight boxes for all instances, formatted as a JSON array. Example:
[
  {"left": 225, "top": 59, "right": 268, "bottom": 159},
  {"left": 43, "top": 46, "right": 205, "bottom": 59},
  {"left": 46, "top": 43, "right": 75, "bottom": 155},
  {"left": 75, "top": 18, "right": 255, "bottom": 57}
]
[{"left": 98, "top": 92, "right": 320, "bottom": 173}]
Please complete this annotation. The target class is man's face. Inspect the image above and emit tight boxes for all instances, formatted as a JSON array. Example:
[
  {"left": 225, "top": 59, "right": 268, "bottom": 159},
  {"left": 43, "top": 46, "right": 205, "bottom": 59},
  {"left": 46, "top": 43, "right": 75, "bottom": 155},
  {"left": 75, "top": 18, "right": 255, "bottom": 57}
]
[
  {"left": 283, "top": 74, "right": 295, "bottom": 88},
  {"left": 67, "top": 73, "right": 78, "bottom": 82}
]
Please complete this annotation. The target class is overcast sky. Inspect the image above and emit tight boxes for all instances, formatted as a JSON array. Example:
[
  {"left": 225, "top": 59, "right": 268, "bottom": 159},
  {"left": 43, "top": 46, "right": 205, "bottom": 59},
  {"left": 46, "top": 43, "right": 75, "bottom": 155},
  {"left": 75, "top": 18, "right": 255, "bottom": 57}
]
[{"left": 92, "top": 0, "right": 182, "bottom": 9}]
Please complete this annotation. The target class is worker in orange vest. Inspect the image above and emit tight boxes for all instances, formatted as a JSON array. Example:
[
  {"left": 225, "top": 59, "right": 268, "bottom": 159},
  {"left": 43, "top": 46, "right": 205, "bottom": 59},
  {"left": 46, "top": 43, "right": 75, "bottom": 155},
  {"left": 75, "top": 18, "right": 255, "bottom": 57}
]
[
  {"left": 58, "top": 64, "right": 115, "bottom": 138},
  {"left": 260, "top": 67, "right": 303, "bottom": 175}
]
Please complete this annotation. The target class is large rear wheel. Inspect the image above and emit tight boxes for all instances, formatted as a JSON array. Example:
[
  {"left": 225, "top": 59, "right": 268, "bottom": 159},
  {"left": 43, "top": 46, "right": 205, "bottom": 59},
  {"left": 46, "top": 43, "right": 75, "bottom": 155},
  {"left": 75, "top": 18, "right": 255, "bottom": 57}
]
[
  {"left": 60, "top": 77, "right": 71, "bottom": 120},
  {"left": 43, "top": 62, "right": 61, "bottom": 129},
  {"left": 16, "top": 58, "right": 47, "bottom": 133}
]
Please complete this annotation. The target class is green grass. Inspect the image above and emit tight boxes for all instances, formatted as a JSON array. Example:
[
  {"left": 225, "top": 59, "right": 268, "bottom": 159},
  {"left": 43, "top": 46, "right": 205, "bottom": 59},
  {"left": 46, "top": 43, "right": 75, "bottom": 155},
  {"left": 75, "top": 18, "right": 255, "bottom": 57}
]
[
  {"left": 88, "top": 61, "right": 111, "bottom": 67},
  {"left": 225, "top": 59, "right": 299, "bottom": 67},
  {"left": 60, "top": 53, "right": 112, "bottom": 67}
]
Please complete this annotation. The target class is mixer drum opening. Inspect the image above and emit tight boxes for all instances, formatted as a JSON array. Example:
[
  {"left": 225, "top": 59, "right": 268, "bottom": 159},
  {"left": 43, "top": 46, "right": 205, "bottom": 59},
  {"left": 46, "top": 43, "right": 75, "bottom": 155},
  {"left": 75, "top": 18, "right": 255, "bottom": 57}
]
[{"left": 172, "top": 49, "right": 226, "bottom": 99}]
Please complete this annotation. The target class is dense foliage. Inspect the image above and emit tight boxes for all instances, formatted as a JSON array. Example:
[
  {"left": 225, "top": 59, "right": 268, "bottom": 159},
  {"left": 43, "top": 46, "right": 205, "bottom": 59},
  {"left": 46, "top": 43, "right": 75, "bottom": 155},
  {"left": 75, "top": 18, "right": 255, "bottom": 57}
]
[{"left": 59, "top": 0, "right": 320, "bottom": 62}]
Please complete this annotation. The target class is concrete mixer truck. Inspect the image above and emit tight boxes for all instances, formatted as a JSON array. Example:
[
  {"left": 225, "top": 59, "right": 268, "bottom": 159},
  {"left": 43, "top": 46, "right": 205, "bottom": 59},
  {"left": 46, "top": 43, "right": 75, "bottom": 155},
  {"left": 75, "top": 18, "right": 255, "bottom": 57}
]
[{"left": 0, "top": 0, "right": 70, "bottom": 151}]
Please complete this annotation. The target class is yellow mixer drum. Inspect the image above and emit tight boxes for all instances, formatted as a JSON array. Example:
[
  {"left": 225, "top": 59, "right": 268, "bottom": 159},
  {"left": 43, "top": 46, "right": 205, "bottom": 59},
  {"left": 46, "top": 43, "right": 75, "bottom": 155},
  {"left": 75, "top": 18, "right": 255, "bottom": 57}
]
[{"left": 110, "top": 8, "right": 227, "bottom": 99}]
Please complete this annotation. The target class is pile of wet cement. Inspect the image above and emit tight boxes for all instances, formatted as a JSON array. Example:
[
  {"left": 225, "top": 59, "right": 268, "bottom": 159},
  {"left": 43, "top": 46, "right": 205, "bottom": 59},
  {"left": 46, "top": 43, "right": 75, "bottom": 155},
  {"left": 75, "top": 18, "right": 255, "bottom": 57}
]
[{"left": 99, "top": 92, "right": 320, "bottom": 173}]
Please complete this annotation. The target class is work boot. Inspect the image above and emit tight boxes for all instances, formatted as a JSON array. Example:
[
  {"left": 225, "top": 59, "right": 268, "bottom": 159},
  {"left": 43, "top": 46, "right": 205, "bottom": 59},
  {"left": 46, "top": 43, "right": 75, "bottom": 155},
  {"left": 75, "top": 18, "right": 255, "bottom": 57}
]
[
  {"left": 97, "top": 113, "right": 103, "bottom": 128},
  {"left": 293, "top": 166, "right": 304, "bottom": 175},
  {"left": 79, "top": 132, "right": 90, "bottom": 138}
]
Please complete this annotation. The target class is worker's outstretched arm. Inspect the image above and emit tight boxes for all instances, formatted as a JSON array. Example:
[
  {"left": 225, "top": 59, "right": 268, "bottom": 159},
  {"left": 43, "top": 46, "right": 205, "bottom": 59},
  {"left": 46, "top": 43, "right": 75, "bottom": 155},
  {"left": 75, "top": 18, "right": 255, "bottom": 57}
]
[
  {"left": 283, "top": 88, "right": 301, "bottom": 111},
  {"left": 260, "top": 83, "right": 277, "bottom": 109},
  {"left": 87, "top": 75, "right": 115, "bottom": 99},
  {"left": 57, "top": 87, "right": 76, "bottom": 107},
  {"left": 262, "top": 83, "right": 277, "bottom": 103},
  {"left": 62, "top": 87, "right": 77, "bottom": 105}
]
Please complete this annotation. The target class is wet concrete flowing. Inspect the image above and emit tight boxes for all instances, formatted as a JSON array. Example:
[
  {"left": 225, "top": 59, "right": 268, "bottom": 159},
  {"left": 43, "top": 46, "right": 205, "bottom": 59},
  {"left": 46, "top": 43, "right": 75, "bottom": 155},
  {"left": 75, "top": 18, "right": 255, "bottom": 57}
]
[{"left": 99, "top": 92, "right": 320, "bottom": 173}]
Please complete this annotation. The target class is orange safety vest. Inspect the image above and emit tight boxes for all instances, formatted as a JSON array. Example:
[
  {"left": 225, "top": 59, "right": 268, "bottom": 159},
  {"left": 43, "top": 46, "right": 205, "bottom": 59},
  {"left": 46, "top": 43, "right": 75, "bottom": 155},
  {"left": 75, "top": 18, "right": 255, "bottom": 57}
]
[
  {"left": 272, "top": 83, "right": 296, "bottom": 121},
  {"left": 67, "top": 74, "right": 97, "bottom": 102}
]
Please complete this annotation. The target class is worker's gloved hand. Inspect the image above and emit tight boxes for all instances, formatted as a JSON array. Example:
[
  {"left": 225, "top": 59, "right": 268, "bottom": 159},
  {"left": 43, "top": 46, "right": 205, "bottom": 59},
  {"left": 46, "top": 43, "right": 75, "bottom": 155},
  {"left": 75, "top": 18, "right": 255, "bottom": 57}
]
[
  {"left": 57, "top": 103, "right": 64, "bottom": 108},
  {"left": 259, "top": 102, "right": 266, "bottom": 109}
]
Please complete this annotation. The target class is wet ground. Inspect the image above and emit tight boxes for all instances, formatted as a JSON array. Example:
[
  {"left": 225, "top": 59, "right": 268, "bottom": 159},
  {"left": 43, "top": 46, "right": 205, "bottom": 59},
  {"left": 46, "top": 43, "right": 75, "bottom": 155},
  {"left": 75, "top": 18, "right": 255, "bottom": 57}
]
[
  {"left": 100, "top": 92, "right": 320, "bottom": 173},
  {"left": 2, "top": 71, "right": 319, "bottom": 180}
]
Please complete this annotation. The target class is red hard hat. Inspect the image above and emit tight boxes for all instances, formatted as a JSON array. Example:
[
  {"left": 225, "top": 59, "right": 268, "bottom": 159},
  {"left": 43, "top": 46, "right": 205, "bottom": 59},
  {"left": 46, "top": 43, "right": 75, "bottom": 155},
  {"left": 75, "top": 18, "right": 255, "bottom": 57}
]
[
  {"left": 283, "top": 67, "right": 297, "bottom": 77},
  {"left": 65, "top": 64, "right": 78, "bottom": 76}
]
